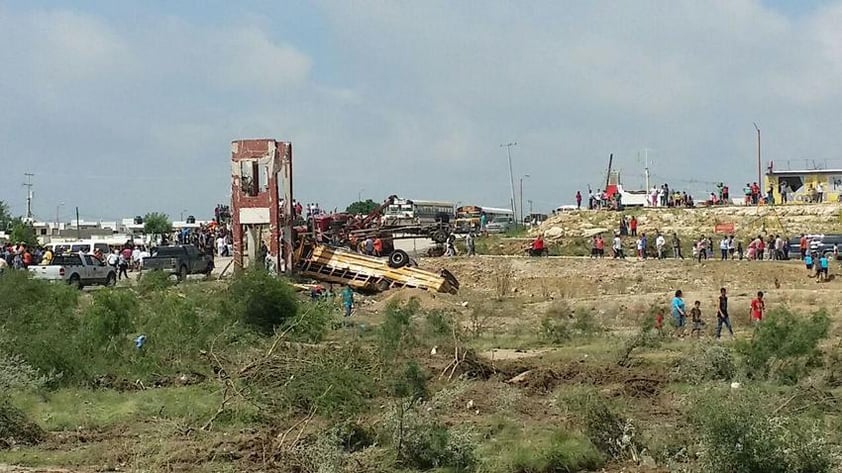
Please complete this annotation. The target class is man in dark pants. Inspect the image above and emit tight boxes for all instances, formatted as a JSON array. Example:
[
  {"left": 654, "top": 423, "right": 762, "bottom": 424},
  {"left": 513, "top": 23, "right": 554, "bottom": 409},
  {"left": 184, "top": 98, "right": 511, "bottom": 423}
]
[{"left": 716, "top": 287, "right": 734, "bottom": 340}]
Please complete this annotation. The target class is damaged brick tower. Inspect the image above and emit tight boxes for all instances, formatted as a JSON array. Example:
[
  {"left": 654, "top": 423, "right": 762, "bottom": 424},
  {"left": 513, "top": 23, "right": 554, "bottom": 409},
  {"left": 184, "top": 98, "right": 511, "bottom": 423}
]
[{"left": 230, "top": 139, "right": 293, "bottom": 274}]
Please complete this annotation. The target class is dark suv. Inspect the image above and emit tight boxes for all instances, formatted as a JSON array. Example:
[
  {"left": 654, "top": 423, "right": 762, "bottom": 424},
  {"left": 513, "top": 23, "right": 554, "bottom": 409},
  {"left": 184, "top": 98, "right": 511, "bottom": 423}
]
[{"left": 809, "top": 234, "right": 842, "bottom": 259}]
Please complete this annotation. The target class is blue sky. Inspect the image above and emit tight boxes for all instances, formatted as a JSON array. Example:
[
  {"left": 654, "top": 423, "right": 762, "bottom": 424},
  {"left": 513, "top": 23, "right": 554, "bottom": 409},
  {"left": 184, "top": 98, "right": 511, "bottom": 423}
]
[{"left": 1, "top": 0, "right": 841, "bottom": 221}]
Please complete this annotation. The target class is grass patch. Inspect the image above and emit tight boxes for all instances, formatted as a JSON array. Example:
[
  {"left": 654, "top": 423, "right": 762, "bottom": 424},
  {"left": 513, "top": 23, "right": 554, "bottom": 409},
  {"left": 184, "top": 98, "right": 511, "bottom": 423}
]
[
  {"left": 10, "top": 384, "right": 257, "bottom": 431},
  {"left": 482, "top": 423, "right": 604, "bottom": 473}
]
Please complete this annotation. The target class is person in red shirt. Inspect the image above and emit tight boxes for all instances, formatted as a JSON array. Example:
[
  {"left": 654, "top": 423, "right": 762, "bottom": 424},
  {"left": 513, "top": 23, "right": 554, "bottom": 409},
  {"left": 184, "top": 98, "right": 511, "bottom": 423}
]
[
  {"left": 799, "top": 234, "right": 808, "bottom": 260},
  {"left": 750, "top": 291, "right": 765, "bottom": 323},
  {"left": 654, "top": 312, "right": 664, "bottom": 336},
  {"left": 756, "top": 236, "right": 765, "bottom": 261},
  {"left": 595, "top": 235, "right": 605, "bottom": 258},
  {"left": 630, "top": 216, "right": 638, "bottom": 237},
  {"left": 529, "top": 234, "right": 546, "bottom": 256},
  {"left": 373, "top": 236, "right": 383, "bottom": 257}
]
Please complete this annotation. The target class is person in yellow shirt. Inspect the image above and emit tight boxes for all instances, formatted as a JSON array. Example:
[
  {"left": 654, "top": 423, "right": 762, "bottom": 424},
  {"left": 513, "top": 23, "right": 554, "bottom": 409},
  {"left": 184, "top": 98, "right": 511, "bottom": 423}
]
[{"left": 41, "top": 248, "right": 53, "bottom": 265}]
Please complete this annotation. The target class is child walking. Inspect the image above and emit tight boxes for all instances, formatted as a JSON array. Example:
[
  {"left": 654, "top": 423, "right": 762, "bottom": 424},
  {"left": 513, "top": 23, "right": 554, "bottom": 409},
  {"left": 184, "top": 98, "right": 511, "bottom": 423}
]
[{"left": 690, "top": 301, "right": 704, "bottom": 338}]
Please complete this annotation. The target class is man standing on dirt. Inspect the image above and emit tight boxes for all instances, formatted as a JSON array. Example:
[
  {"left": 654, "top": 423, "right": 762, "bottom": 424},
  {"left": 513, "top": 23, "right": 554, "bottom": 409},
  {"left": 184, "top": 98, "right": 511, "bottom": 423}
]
[
  {"left": 719, "top": 236, "right": 729, "bottom": 261},
  {"left": 465, "top": 232, "right": 476, "bottom": 256},
  {"left": 630, "top": 216, "right": 638, "bottom": 237},
  {"left": 716, "top": 287, "right": 734, "bottom": 339},
  {"left": 612, "top": 233, "right": 624, "bottom": 259},
  {"left": 672, "top": 232, "right": 683, "bottom": 259},
  {"left": 750, "top": 291, "right": 765, "bottom": 323},
  {"left": 576, "top": 191, "right": 582, "bottom": 210},
  {"left": 656, "top": 233, "right": 666, "bottom": 260}
]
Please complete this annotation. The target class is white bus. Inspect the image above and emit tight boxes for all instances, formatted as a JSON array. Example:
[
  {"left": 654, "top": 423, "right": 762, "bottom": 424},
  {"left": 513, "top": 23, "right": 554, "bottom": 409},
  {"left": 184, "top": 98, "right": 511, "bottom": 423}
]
[{"left": 382, "top": 198, "right": 455, "bottom": 227}]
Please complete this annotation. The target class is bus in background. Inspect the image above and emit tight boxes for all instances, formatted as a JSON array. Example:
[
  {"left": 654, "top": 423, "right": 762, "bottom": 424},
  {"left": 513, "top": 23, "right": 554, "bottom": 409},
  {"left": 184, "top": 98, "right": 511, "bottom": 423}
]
[
  {"left": 454, "top": 205, "right": 514, "bottom": 233},
  {"left": 382, "top": 198, "right": 455, "bottom": 227}
]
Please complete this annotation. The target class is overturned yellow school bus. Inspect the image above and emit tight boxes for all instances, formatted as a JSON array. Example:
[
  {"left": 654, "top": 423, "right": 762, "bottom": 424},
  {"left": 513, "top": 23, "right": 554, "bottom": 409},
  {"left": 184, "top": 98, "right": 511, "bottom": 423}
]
[{"left": 296, "top": 245, "right": 459, "bottom": 294}]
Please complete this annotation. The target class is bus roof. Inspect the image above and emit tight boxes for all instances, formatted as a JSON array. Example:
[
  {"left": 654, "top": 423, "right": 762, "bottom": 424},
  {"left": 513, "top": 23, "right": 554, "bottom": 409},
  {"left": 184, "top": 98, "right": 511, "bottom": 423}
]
[
  {"left": 479, "top": 207, "right": 513, "bottom": 214},
  {"left": 456, "top": 205, "right": 512, "bottom": 214},
  {"left": 394, "top": 199, "right": 455, "bottom": 207}
]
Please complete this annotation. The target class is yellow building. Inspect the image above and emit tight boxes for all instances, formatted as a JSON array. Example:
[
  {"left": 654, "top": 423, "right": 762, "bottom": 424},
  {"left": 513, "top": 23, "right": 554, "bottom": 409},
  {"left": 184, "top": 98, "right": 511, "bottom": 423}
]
[{"left": 764, "top": 168, "right": 842, "bottom": 204}]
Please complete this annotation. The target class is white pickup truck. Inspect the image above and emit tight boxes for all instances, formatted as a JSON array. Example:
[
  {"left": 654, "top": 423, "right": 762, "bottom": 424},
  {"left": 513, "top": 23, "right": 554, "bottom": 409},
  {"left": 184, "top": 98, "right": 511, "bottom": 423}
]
[{"left": 29, "top": 253, "right": 117, "bottom": 289}]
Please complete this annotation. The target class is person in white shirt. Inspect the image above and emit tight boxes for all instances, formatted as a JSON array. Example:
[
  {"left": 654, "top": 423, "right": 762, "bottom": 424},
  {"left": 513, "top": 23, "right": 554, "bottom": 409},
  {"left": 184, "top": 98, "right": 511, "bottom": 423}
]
[
  {"left": 216, "top": 236, "right": 227, "bottom": 257},
  {"left": 656, "top": 234, "right": 666, "bottom": 259},
  {"left": 131, "top": 246, "right": 142, "bottom": 270},
  {"left": 612, "top": 235, "right": 624, "bottom": 259},
  {"left": 720, "top": 237, "right": 729, "bottom": 260},
  {"left": 106, "top": 249, "right": 119, "bottom": 268},
  {"left": 816, "top": 183, "right": 824, "bottom": 203}
]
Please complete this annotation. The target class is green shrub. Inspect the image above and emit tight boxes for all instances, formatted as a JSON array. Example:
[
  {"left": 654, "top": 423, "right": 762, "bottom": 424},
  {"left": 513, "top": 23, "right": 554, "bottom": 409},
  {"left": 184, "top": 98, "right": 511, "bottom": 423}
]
[
  {"left": 0, "top": 398, "right": 44, "bottom": 448},
  {"left": 0, "top": 352, "right": 50, "bottom": 392},
  {"left": 691, "top": 388, "right": 836, "bottom": 473},
  {"left": 393, "top": 416, "right": 476, "bottom": 472},
  {"left": 737, "top": 308, "right": 829, "bottom": 383},
  {"left": 424, "top": 309, "right": 454, "bottom": 339},
  {"left": 378, "top": 298, "right": 419, "bottom": 357},
  {"left": 540, "top": 302, "right": 602, "bottom": 344},
  {"left": 503, "top": 431, "right": 604, "bottom": 473},
  {"left": 292, "top": 300, "right": 337, "bottom": 344},
  {"left": 0, "top": 272, "right": 83, "bottom": 385},
  {"left": 673, "top": 344, "right": 736, "bottom": 384},
  {"left": 136, "top": 269, "right": 174, "bottom": 294},
  {"left": 81, "top": 289, "right": 138, "bottom": 352},
  {"left": 390, "top": 361, "right": 429, "bottom": 402},
  {"left": 225, "top": 269, "right": 298, "bottom": 336},
  {"left": 243, "top": 343, "right": 379, "bottom": 420},
  {"left": 561, "top": 390, "right": 639, "bottom": 461}
]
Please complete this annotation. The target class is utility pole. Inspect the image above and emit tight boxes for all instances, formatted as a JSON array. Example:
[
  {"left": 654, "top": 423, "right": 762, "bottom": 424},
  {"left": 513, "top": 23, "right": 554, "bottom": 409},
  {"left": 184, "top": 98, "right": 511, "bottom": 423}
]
[
  {"left": 55, "top": 202, "right": 64, "bottom": 234},
  {"left": 23, "top": 173, "right": 34, "bottom": 220},
  {"left": 643, "top": 148, "right": 651, "bottom": 191},
  {"left": 753, "top": 122, "right": 761, "bottom": 186},
  {"left": 519, "top": 174, "right": 530, "bottom": 226},
  {"left": 500, "top": 142, "right": 518, "bottom": 225},
  {"left": 75, "top": 206, "right": 81, "bottom": 240},
  {"left": 528, "top": 199, "right": 533, "bottom": 215}
]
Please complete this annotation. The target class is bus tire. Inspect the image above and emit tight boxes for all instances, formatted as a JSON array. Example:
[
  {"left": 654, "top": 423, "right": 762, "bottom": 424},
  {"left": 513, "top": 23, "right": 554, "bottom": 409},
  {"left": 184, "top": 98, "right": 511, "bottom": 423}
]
[{"left": 388, "top": 250, "right": 409, "bottom": 268}]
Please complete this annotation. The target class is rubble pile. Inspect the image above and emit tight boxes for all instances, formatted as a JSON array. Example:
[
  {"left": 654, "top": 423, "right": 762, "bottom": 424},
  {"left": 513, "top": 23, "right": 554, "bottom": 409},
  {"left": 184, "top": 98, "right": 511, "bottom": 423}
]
[{"left": 536, "top": 204, "right": 842, "bottom": 242}]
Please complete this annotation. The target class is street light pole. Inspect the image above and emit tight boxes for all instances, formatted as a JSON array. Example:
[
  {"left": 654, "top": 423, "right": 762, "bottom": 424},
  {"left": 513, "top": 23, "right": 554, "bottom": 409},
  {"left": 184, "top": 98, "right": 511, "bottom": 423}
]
[
  {"left": 753, "top": 122, "right": 761, "bottom": 187},
  {"left": 358, "top": 188, "right": 365, "bottom": 203},
  {"left": 519, "top": 174, "right": 530, "bottom": 226},
  {"left": 54, "top": 202, "right": 64, "bottom": 235},
  {"left": 500, "top": 142, "right": 518, "bottom": 226}
]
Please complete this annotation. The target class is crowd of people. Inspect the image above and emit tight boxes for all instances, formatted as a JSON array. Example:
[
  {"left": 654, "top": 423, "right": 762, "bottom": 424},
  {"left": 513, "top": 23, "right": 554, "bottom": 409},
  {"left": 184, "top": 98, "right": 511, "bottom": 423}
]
[{"left": 0, "top": 219, "right": 235, "bottom": 278}]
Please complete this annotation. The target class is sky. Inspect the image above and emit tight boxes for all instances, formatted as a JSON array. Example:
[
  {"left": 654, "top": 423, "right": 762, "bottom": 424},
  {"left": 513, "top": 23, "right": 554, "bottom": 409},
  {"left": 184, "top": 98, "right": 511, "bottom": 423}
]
[{"left": 1, "top": 0, "right": 842, "bottom": 221}]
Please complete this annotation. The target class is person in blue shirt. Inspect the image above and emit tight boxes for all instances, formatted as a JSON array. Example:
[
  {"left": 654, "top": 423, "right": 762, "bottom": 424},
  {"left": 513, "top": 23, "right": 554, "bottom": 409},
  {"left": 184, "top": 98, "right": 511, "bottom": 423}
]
[
  {"left": 341, "top": 285, "right": 355, "bottom": 317},
  {"left": 671, "top": 289, "right": 687, "bottom": 337},
  {"left": 819, "top": 254, "right": 830, "bottom": 282},
  {"left": 805, "top": 252, "right": 814, "bottom": 276}
]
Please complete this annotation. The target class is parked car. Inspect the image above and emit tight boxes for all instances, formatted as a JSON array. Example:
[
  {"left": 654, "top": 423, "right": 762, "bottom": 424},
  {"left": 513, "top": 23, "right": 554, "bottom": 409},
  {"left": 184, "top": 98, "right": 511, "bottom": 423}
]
[
  {"left": 485, "top": 216, "right": 515, "bottom": 234},
  {"left": 29, "top": 253, "right": 116, "bottom": 289},
  {"left": 141, "top": 244, "right": 214, "bottom": 280},
  {"left": 809, "top": 234, "right": 842, "bottom": 259}
]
